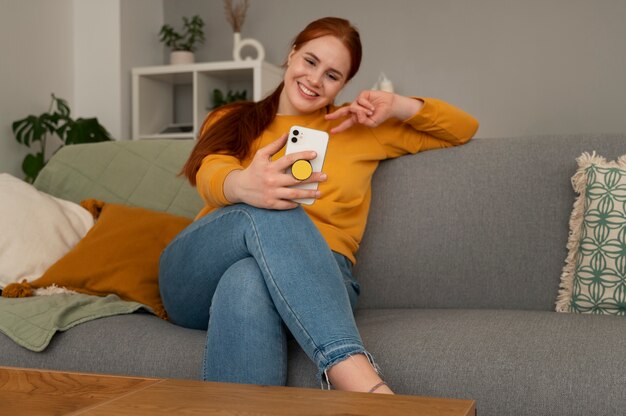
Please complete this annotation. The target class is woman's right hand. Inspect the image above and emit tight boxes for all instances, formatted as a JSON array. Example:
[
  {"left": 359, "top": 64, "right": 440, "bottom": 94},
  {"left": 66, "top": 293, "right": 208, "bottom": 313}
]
[{"left": 223, "top": 133, "right": 327, "bottom": 210}]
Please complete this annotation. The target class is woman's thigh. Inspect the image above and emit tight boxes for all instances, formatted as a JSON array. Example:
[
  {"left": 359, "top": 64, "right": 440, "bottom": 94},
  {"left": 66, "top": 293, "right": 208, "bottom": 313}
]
[{"left": 158, "top": 204, "right": 327, "bottom": 328}]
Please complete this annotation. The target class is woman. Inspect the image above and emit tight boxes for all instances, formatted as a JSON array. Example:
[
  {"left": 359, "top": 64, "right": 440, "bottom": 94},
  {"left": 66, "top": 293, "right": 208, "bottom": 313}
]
[{"left": 159, "top": 16, "right": 478, "bottom": 394}]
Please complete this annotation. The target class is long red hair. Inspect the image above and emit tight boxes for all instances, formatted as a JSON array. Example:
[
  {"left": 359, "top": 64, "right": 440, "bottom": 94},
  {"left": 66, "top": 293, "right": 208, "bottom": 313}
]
[{"left": 181, "top": 17, "right": 362, "bottom": 185}]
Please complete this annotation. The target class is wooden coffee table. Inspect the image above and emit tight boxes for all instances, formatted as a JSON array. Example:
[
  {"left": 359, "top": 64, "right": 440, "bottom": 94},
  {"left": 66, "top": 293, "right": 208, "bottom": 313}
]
[{"left": 0, "top": 366, "right": 476, "bottom": 415}]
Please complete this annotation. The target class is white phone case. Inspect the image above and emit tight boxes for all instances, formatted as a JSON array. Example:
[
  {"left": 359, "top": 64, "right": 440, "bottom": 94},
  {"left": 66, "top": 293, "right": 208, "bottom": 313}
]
[{"left": 285, "top": 125, "right": 329, "bottom": 205}]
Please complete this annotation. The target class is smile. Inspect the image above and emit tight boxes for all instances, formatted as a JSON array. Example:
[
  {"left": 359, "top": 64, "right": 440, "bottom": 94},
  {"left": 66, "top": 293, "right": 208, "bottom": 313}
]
[{"left": 298, "top": 82, "right": 319, "bottom": 97}]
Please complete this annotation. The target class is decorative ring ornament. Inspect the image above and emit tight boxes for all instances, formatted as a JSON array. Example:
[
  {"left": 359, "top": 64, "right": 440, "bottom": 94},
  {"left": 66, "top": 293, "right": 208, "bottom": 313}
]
[{"left": 233, "top": 32, "right": 265, "bottom": 62}]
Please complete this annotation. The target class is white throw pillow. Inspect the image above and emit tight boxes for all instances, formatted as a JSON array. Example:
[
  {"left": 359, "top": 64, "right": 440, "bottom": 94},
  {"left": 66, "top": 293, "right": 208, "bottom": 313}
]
[{"left": 0, "top": 173, "right": 94, "bottom": 288}]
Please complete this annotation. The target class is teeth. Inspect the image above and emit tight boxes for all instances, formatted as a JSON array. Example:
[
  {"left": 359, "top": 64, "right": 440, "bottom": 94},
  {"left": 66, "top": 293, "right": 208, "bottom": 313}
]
[{"left": 299, "top": 83, "right": 318, "bottom": 97}]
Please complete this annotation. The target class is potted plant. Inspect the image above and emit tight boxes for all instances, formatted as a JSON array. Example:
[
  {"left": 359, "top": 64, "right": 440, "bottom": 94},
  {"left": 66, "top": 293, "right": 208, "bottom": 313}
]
[
  {"left": 12, "top": 93, "right": 111, "bottom": 183},
  {"left": 159, "top": 15, "right": 205, "bottom": 65},
  {"left": 211, "top": 88, "right": 247, "bottom": 110}
]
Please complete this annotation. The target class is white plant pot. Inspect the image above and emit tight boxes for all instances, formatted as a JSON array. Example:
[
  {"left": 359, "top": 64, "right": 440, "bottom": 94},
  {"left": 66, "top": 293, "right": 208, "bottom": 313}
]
[{"left": 170, "top": 51, "right": 195, "bottom": 65}]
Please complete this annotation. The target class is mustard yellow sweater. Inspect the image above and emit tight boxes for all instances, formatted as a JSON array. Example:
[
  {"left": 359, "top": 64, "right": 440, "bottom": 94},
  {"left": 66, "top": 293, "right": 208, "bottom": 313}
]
[{"left": 195, "top": 97, "right": 479, "bottom": 264}]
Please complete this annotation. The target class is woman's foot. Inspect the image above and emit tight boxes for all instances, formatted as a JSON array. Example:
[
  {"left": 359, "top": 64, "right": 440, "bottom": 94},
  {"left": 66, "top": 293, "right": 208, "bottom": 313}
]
[{"left": 326, "top": 353, "right": 394, "bottom": 394}]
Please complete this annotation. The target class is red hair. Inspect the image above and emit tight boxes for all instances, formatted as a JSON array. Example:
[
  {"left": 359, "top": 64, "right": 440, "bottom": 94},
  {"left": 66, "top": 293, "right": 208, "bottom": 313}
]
[{"left": 182, "top": 17, "right": 362, "bottom": 185}]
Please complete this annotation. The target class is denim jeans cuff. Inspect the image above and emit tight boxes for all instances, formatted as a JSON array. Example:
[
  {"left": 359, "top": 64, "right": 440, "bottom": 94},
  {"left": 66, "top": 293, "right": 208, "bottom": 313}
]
[{"left": 314, "top": 341, "right": 381, "bottom": 388}]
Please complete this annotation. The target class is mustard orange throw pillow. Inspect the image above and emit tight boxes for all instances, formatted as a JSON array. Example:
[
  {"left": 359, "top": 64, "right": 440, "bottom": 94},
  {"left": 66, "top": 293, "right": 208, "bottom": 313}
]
[{"left": 3, "top": 200, "right": 191, "bottom": 320}]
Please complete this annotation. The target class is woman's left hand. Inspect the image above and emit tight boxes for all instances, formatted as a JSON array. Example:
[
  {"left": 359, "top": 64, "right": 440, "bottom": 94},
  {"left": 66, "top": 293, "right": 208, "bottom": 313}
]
[{"left": 325, "top": 91, "right": 423, "bottom": 134}]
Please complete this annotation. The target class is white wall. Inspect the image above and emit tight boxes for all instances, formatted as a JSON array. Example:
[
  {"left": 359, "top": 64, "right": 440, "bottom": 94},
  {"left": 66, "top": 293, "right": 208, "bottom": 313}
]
[
  {"left": 73, "top": 0, "right": 122, "bottom": 140},
  {"left": 0, "top": 0, "right": 164, "bottom": 179},
  {"left": 164, "top": 0, "right": 626, "bottom": 139},
  {"left": 0, "top": 0, "right": 74, "bottom": 177},
  {"left": 74, "top": 0, "right": 164, "bottom": 141},
  {"left": 2, "top": 0, "right": 625, "bottom": 179}
]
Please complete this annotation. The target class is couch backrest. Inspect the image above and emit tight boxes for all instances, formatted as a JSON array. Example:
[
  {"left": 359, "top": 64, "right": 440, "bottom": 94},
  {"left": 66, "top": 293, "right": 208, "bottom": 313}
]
[
  {"left": 36, "top": 134, "right": 626, "bottom": 311},
  {"left": 354, "top": 133, "right": 626, "bottom": 311},
  {"left": 35, "top": 139, "right": 203, "bottom": 219}
]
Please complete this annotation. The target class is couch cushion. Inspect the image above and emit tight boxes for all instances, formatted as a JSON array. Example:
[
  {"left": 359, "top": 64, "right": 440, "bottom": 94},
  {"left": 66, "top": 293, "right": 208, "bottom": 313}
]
[
  {"left": 355, "top": 134, "right": 626, "bottom": 311},
  {"left": 1, "top": 307, "right": 624, "bottom": 416},
  {"left": 287, "top": 308, "right": 626, "bottom": 416},
  {"left": 557, "top": 152, "right": 626, "bottom": 314},
  {"left": 33, "top": 140, "right": 203, "bottom": 219},
  {"left": 0, "top": 313, "right": 206, "bottom": 379}
]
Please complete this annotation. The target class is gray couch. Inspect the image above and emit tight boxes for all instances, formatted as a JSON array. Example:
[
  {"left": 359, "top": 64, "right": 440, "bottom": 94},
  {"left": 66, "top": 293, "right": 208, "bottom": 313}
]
[{"left": 2, "top": 134, "right": 625, "bottom": 415}]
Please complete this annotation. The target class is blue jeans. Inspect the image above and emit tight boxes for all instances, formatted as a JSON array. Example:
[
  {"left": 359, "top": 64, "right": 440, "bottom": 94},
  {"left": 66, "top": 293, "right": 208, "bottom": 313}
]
[{"left": 159, "top": 204, "right": 366, "bottom": 386}]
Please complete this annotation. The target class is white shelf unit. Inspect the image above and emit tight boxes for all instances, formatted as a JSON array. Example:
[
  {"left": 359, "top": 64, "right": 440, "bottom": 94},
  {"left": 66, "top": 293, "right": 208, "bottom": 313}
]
[{"left": 132, "top": 60, "right": 283, "bottom": 140}]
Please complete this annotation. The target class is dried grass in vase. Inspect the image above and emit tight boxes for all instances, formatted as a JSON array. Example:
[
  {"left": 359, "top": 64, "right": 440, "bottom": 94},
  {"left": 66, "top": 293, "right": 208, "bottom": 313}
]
[{"left": 224, "top": 0, "right": 250, "bottom": 33}]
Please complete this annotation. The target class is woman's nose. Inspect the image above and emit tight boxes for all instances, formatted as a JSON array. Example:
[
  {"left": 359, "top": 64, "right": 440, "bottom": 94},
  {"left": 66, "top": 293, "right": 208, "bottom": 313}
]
[{"left": 308, "top": 70, "right": 322, "bottom": 87}]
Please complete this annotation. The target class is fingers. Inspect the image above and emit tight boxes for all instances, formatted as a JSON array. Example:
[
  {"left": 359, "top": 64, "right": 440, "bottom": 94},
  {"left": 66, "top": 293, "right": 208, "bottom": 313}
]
[
  {"left": 269, "top": 200, "right": 300, "bottom": 210},
  {"left": 276, "top": 169, "right": 327, "bottom": 188},
  {"left": 326, "top": 102, "right": 372, "bottom": 121},
  {"left": 307, "top": 171, "right": 328, "bottom": 183},
  {"left": 276, "top": 169, "right": 327, "bottom": 201},
  {"left": 326, "top": 96, "right": 376, "bottom": 134},
  {"left": 275, "top": 187, "right": 322, "bottom": 206},
  {"left": 245, "top": 175, "right": 323, "bottom": 210},
  {"left": 260, "top": 181, "right": 323, "bottom": 210},
  {"left": 293, "top": 171, "right": 327, "bottom": 186},
  {"left": 275, "top": 149, "right": 318, "bottom": 171},
  {"left": 325, "top": 106, "right": 351, "bottom": 120},
  {"left": 356, "top": 96, "right": 376, "bottom": 113}
]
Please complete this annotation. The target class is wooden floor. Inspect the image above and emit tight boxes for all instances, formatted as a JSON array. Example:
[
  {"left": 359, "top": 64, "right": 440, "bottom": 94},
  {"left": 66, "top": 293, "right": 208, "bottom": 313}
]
[{"left": 0, "top": 366, "right": 476, "bottom": 415}]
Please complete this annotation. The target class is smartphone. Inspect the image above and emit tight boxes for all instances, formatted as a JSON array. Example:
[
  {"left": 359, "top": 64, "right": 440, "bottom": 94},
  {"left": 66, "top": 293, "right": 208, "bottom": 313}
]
[{"left": 285, "top": 125, "right": 329, "bottom": 205}]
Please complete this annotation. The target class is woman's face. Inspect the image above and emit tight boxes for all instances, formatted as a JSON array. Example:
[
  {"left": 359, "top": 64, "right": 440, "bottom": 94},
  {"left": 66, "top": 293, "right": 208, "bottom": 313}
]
[{"left": 278, "top": 35, "right": 351, "bottom": 116}]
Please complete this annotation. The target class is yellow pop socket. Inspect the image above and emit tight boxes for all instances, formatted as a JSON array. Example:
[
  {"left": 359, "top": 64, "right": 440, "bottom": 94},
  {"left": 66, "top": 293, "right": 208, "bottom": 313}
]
[{"left": 291, "top": 159, "right": 313, "bottom": 181}]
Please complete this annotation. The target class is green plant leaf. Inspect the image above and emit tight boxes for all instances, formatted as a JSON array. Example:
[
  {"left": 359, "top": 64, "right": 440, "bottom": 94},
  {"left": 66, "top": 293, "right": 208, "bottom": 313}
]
[
  {"left": 53, "top": 95, "right": 71, "bottom": 117},
  {"left": 12, "top": 114, "right": 56, "bottom": 147},
  {"left": 159, "top": 15, "right": 204, "bottom": 52},
  {"left": 22, "top": 152, "right": 45, "bottom": 183},
  {"left": 11, "top": 93, "right": 112, "bottom": 182},
  {"left": 55, "top": 117, "right": 71, "bottom": 139},
  {"left": 159, "top": 24, "right": 183, "bottom": 50},
  {"left": 64, "top": 117, "right": 112, "bottom": 145}
]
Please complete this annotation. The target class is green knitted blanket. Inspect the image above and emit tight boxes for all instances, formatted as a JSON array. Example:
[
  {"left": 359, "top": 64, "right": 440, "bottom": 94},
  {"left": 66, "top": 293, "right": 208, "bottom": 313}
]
[{"left": 0, "top": 293, "right": 146, "bottom": 351}]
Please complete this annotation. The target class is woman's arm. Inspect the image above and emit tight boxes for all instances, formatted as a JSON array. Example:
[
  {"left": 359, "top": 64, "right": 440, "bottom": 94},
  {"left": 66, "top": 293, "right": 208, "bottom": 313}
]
[{"left": 326, "top": 91, "right": 478, "bottom": 143}]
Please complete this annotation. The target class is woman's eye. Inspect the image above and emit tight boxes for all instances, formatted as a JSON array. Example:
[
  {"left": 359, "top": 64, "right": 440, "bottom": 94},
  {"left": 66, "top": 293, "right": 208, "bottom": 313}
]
[
  {"left": 326, "top": 72, "right": 338, "bottom": 81},
  {"left": 305, "top": 58, "right": 315, "bottom": 66}
]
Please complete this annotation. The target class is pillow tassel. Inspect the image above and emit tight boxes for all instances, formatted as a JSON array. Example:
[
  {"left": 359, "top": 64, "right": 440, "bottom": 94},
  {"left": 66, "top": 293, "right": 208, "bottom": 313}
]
[
  {"left": 556, "top": 155, "right": 591, "bottom": 312},
  {"left": 2, "top": 280, "right": 34, "bottom": 298},
  {"left": 80, "top": 199, "right": 106, "bottom": 220},
  {"left": 153, "top": 304, "right": 168, "bottom": 321}
]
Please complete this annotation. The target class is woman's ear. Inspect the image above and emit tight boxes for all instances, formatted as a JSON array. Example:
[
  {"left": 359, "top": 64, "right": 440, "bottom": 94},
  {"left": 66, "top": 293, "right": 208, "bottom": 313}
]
[{"left": 287, "top": 46, "right": 296, "bottom": 66}]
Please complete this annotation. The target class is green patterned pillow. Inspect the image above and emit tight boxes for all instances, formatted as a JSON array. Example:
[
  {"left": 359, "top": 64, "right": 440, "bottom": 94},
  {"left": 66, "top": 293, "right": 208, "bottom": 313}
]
[{"left": 557, "top": 152, "right": 626, "bottom": 315}]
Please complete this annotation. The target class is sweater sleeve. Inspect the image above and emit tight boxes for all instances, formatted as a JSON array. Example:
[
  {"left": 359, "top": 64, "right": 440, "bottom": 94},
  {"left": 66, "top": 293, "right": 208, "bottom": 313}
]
[
  {"left": 195, "top": 154, "right": 243, "bottom": 208},
  {"left": 372, "top": 97, "right": 479, "bottom": 158}
]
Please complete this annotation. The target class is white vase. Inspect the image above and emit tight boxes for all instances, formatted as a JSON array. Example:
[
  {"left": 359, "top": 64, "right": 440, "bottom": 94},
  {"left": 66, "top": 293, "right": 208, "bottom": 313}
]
[
  {"left": 232, "top": 32, "right": 265, "bottom": 62},
  {"left": 170, "top": 51, "right": 195, "bottom": 65}
]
